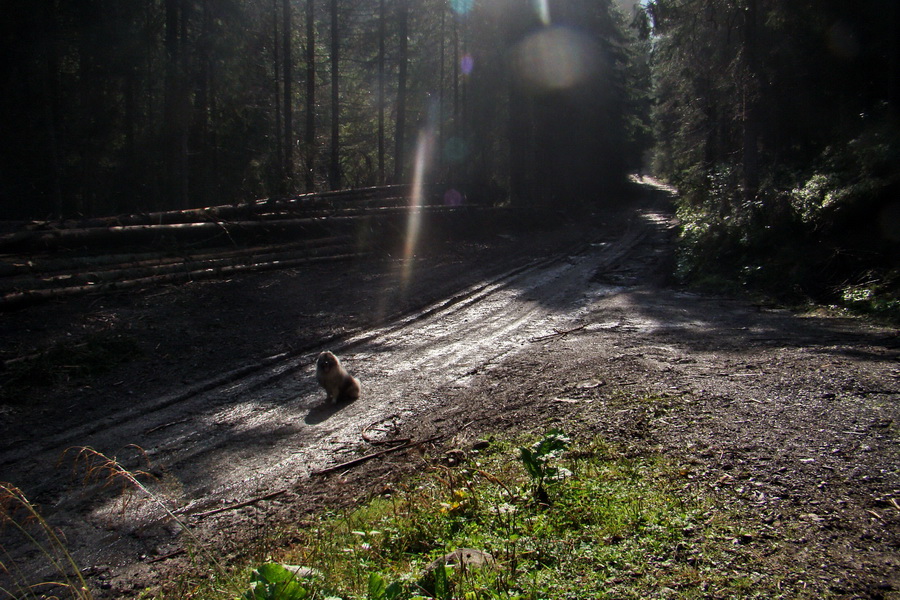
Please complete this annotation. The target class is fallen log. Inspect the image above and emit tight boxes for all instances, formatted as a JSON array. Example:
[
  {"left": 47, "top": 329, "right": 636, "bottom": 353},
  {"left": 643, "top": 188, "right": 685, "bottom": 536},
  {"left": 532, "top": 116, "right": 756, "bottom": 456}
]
[
  {"left": 18, "top": 183, "right": 432, "bottom": 231},
  {"left": 0, "top": 251, "right": 365, "bottom": 311},
  {"left": 0, "top": 205, "right": 509, "bottom": 307},
  {"left": 0, "top": 203, "right": 468, "bottom": 253},
  {"left": 0, "top": 236, "right": 354, "bottom": 289},
  {"left": 1, "top": 241, "right": 354, "bottom": 293}
]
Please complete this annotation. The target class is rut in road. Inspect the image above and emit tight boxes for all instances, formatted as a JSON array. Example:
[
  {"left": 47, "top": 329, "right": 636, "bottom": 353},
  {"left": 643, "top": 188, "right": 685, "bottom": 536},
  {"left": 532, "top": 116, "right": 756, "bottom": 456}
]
[{"left": 0, "top": 209, "right": 665, "bottom": 582}]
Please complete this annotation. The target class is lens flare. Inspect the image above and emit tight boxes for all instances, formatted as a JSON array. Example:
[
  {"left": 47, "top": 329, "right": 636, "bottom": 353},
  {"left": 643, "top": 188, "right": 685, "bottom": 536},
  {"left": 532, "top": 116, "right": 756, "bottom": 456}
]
[
  {"left": 451, "top": 0, "right": 473, "bottom": 15},
  {"left": 443, "top": 188, "right": 464, "bottom": 206},
  {"left": 461, "top": 53, "right": 474, "bottom": 76},
  {"left": 401, "top": 126, "right": 436, "bottom": 287},
  {"left": 443, "top": 137, "right": 468, "bottom": 163},
  {"left": 532, "top": 0, "right": 551, "bottom": 25},
  {"left": 512, "top": 26, "right": 600, "bottom": 91},
  {"left": 826, "top": 21, "right": 860, "bottom": 59}
]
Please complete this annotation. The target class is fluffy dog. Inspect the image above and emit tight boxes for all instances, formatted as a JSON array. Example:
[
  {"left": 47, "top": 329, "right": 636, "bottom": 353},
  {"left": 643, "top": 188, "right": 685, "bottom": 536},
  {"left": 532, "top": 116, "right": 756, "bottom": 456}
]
[{"left": 315, "top": 351, "right": 360, "bottom": 404}]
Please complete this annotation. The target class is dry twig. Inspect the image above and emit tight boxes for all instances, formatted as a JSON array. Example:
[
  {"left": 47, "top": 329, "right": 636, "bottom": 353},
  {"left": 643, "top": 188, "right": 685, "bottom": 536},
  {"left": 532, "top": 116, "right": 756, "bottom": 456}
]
[
  {"left": 312, "top": 435, "right": 443, "bottom": 476},
  {"left": 191, "top": 489, "right": 288, "bottom": 519},
  {"left": 529, "top": 324, "right": 587, "bottom": 343}
]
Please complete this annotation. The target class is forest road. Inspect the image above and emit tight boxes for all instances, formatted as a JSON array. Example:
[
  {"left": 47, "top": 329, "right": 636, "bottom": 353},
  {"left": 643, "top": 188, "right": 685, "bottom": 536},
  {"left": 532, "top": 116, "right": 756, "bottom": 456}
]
[
  {"left": 2, "top": 180, "right": 898, "bottom": 599},
  {"left": 0, "top": 186, "right": 673, "bottom": 592}
]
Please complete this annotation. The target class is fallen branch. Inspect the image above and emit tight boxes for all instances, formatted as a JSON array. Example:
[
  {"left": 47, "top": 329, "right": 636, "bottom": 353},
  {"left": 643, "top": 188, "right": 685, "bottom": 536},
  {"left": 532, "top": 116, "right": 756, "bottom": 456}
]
[
  {"left": 361, "top": 414, "right": 408, "bottom": 445},
  {"left": 147, "top": 548, "right": 186, "bottom": 564},
  {"left": 529, "top": 324, "right": 587, "bottom": 343},
  {"left": 312, "top": 435, "right": 443, "bottom": 477},
  {"left": 0, "top": 203, "right": 467, "bottom": 253},
  {"left": 144, "top": 418, "right": 192, "bottom": 435},
  {"left": 867, "top": 509, "right": 885, "bottom": 523},
  {"left": 4, "top": 241, "right": 355, "bottom": 292},
  {"left": 190, "top": 489, "right": 288, "bottom": 519}
]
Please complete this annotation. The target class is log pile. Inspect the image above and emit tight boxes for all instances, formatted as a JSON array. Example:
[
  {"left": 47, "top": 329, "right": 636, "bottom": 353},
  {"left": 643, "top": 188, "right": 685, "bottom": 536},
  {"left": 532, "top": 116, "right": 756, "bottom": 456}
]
[{"left": 0, "top": 184, "right": 501, "bottom": 310}]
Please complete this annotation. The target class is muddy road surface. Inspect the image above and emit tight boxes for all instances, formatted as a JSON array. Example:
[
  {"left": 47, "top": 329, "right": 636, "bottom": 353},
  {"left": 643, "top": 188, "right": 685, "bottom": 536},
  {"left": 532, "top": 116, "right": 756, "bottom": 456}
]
[{"left": 1, "top": 180, "right": 898, "bottom": 598}]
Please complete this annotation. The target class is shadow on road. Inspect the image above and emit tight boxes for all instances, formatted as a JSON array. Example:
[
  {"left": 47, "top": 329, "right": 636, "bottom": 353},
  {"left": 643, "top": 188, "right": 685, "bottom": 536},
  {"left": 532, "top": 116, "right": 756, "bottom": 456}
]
[{"left": 304, "top": 398, "right": 356, "bottom": 425}]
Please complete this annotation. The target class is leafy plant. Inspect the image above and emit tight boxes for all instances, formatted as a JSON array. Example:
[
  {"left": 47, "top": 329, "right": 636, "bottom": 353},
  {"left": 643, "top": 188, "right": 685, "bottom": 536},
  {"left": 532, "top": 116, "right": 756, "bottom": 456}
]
[
  {"left": 366, "top": 572, "right": 404, "bottom": 600},
  {"left": 518, "top": 429, "right": 571, "bottom": 504},
  {"left": 241, "top": 564, "right": 311, "bottom": 600},
  {"left": 431, "top": 563, "right": 450, "bottom": 600}
]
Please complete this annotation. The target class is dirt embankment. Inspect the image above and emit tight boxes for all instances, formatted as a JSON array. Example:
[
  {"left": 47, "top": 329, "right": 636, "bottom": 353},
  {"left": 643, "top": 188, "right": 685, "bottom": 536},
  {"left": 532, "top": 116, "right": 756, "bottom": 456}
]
[{"left": 1, "top": 181, "right": 898, "bottom": 599}]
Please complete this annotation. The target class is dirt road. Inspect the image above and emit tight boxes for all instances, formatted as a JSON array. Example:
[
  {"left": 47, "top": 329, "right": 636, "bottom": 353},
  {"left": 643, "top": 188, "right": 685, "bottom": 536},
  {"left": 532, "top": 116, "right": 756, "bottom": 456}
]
[{"left": 1, "top": 181, "right": 898, "bottom": 598}]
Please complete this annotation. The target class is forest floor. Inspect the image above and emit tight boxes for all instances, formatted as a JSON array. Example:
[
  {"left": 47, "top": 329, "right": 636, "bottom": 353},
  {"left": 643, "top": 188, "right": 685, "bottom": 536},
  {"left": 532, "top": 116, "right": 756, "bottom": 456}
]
[{"left": 1, "top": 179, "right": 898, "bottom": 599}]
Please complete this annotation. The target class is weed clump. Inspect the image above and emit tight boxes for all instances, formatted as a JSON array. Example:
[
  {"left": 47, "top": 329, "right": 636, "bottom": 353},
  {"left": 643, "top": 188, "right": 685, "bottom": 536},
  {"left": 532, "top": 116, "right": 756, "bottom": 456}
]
[{"left": 0, "top": 482, "right": 94, "bottom": 600}]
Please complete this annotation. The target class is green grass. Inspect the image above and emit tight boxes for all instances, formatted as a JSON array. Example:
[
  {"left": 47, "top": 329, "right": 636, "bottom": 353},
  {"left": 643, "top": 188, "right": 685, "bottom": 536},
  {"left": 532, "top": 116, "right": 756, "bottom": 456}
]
[
  {"left": 148, "top": 432, "right": 797, "bottom": 600},
  {"left": 4, "top": 430, "right": 812, "bottom": 599}
]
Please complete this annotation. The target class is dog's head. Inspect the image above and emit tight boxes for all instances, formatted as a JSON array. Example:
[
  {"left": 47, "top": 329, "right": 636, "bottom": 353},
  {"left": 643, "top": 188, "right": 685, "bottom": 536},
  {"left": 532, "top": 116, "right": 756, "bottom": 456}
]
[{"left": 316, "top": 351, "right": 337, "bottom": 373}]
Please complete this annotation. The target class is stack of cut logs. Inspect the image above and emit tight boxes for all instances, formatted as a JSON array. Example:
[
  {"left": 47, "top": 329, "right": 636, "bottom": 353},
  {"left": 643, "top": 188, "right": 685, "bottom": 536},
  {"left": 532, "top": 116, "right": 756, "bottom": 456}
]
[{"left": 0, "top": 185, "right": 498, "bottom": 310}]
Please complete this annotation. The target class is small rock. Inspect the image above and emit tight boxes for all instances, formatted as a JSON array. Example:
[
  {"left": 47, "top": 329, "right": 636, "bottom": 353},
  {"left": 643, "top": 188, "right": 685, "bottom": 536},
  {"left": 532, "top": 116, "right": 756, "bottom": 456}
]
[
  {"left": 282, "top": 565, "right": 323, "bottom": 580},
  {"left": 443, "top": 449, "right": 466, "bottom": 466},
  {"left": 417, "top": 548, "right": 495, "bottom": 595},
  {"left": 431, "top": 548, "right": 494, "bottom": 569}
]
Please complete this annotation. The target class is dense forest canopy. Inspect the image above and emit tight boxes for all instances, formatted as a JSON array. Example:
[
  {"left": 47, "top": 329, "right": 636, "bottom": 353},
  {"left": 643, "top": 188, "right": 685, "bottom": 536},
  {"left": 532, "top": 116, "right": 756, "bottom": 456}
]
[
  {"left": 0, "top": 0, "right": 646, "bottom": 219},
  {"left": 2, "top": 0, "right": 897, "bottom": 313}
]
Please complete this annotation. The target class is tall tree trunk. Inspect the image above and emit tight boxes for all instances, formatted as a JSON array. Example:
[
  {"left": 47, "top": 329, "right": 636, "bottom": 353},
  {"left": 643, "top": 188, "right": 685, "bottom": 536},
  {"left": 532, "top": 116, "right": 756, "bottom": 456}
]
[
  {"left": 193, "top": 0, "right": 212, "bottom": 207},
  {"left": 460, "top": 12, "right": 468, "bottom": 147},
  {"left": 162, "top": 0, "right": 191, "bottom": 209},
  {"left": 41, "top": 1, "right": 64, "bottom": 217},
  {"left": 77, "top": 0, "right": 101, "bottom": 215},
  {"left": 438, "top": 4, "right": 445, "bottom": 175},
  {"left": 741, "top": 0, "right": 759, "bottom": 203},
  {"left": 305, "top": 0, "right": 316, "bottom": 190},
  {"left": 143, "top": 0, "right": 156, "bottom": 139},
  {"left": 273, "top": 0, "right": 283, "bottom": 185},
  {"left": 393, "top": 0, "right": 409, "bottom": 184},
  {"left": 377, "top": 0, "right": 386, "bottom": 185},
  {"left": 329, "top": 0, "right": 340, "bottom": 190},
  {"left": 449, "top": 9, "right": 459, "bottom": 182},
  {"left": 283, "top": 0, "right": 293, "bottom": 188},
  {"left": 163, "top": 0, "right": 180, "bottom": 209},
  {"left": 505, "top": 4, "right": 536, "bottom": 207},
  {"left": 178, "top": 0, "right": 190, "bottom": 208},
  {"left": 208, "top": 52, "right": 219, "bottom": 200},
  {"left": 453, "top": 14, "right": 459, "bottom": 128},
  {"left": 124, "top": 62, "right": 136, "bottom": 165}
]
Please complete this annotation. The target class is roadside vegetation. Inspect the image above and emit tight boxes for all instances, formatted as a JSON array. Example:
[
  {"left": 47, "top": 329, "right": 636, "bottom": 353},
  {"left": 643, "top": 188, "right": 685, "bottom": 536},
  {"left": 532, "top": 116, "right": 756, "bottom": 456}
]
[
  {"left": 644, "top": 1, "right": 900, "bottom": 321},
  {"left": 4, "top": 427, "right": 805, "bottom": 599}
]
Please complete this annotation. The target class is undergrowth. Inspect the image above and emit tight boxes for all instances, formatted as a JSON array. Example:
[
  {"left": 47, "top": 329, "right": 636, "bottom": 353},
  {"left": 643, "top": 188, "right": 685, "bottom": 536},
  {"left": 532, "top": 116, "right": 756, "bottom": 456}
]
[
  {"left": 671, "top": 114, "right": 900, "bottom": 323},
  {"left": 151, "top": 432, "right": 793, "bottom": 599},
  {"left": 4, "top": 432, "right": 802, "bottom": 599}
]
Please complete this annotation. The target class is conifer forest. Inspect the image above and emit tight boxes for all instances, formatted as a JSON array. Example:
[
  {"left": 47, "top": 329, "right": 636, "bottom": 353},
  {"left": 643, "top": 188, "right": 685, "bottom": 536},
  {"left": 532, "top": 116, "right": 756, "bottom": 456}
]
[{"left": 1, "top": 0, "right": 898, "bottom": 307}]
